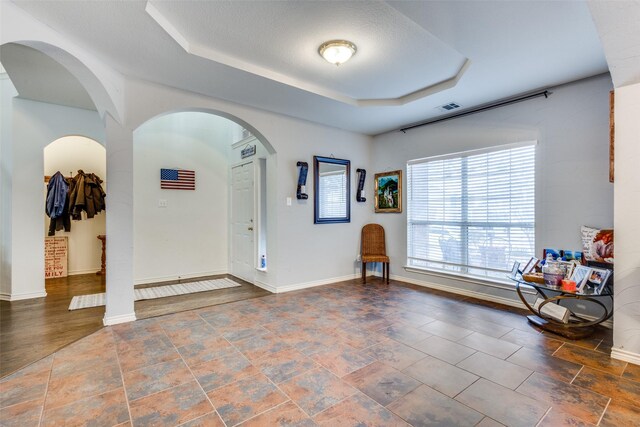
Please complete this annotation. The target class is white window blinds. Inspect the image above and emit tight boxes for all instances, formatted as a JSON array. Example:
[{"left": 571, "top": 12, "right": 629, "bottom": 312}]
[
  {"left": 407, "top": 142, "right": 535, "bottom": 279},
  {"left": 319, "top": 171, "right": 347, "bottom": 218}
]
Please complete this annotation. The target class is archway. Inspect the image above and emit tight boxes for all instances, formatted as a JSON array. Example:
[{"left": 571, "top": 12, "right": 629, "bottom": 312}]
[
  {"left": 0, "top": 38, "right": 123, "bottom": 123},
  {"left": 131, "top": 109, "right": 277, "bottom": 318},
  {"left": 1, "top": 40, "right": 117, "bottom": 301},
  {"left": 44, "top": 135, "right": 107, "bottom": 278},
  {"left": 0, "top": 40, "right": 115, "bottom": 376}
]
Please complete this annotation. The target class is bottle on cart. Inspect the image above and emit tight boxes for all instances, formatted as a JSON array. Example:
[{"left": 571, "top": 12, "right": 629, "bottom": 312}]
[{"left": 542, "top": 253, "right": 564, "bottom": 287}]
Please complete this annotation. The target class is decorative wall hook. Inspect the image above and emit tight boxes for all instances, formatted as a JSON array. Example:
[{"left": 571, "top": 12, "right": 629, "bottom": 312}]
[
  {"left": 296, "top": 161, "right": 309, "bottom": 200},
  {"left": 356, "top": 168, "right": 367, "bottom": 202}
]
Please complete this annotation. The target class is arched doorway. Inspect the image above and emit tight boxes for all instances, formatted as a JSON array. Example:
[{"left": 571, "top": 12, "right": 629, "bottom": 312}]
[
  {"left": 0, "top": 41, "right": 117, "bottom": 377},
  {"left": 131, "top": 109, "right": 276, "bottom": 318},
  {"left": 44, "top": 135, "right": 107, "bottom": 278}
]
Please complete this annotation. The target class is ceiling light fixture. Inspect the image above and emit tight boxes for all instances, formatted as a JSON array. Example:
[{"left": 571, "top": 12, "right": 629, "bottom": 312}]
[{"left": 318, "top": 40, "right": 357, "bottom": 66}]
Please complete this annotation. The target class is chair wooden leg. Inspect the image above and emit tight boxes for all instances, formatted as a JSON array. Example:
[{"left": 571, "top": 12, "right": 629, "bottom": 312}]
[
  {"left": 382, "top": 263, "right": 386, "bottom": 282},
  {"left": 386, "top": 262, "right": 390, "bottom": 284},
  {"left": 362, "top": 262, "right": 366, "bottom": 284}
]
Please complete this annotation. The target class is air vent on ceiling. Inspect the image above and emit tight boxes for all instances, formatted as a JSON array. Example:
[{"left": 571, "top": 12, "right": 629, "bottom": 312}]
[{"left": 437, "top": 102, "right": 461, "bottom": 112}]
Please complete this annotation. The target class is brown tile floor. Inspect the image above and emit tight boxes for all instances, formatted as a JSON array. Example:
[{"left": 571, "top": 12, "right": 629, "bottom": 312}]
[
  {"left": 1, "top": 278, "right": 637, "bottom": 427},
  {"left": 0, "top": 274, "right": 269, "bottom": 377}
]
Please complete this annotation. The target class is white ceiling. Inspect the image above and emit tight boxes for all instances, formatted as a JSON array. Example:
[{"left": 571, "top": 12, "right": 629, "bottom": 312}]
[
  {"left": 0, "top": 43, "right": 96, "bottom": 111},
  {"left": 588, "top": 0, "right": 640, "bottom": 88},
  {"left": 146, "top": 0, "right": 468, "bottom": 104},
  {"left": 8, "top": 0, "right": 609, "bottom": 135}
]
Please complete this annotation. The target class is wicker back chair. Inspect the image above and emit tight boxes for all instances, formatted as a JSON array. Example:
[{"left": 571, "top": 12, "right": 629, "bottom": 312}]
[{"left": 361, "top": 223, "right": 390, "bottom": 284}]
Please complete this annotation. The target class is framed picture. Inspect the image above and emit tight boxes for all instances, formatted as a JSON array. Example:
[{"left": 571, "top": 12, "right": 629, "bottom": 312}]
[
  {"left": 610, "top": 90, "right": 615, "bottom": 183},
  {"left": 543, "top": 248, "right": 561, "bottom": 260},
  {"left": 522, "top": 257, "right": 539, "bottom": 274},
  {"left": 570, "top": 266, "right": 592, "bottom": 292},
  {"left": 588, "top": 268, "right": 611, "bottom": 294},
  {"left": 558, "top": 260, "right": 578, "bottom": 279},
  {"left": 374, "top": 170, "right": 402, "bottom": 213},
  {"left": 507, "top": 261, "right": 520, "bottom": 279}
]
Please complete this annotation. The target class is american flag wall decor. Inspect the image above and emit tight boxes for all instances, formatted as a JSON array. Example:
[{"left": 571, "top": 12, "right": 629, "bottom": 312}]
[{"left": 160, "top": 168, "right": 196, "bottom": 190}]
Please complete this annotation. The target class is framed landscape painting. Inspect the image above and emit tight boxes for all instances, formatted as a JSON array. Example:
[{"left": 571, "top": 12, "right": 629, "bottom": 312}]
[{"left": 374, "top": 170, "right": 402, "bottom": 213}]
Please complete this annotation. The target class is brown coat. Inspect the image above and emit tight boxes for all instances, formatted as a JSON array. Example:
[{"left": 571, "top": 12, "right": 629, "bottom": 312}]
[{"left": 69, "top": 170, "right": 106, "bottom": 219}]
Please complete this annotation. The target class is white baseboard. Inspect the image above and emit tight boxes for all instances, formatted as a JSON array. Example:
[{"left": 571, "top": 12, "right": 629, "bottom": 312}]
[
  {"left": 134, "top": 270, "right": 228, "bottom": 286},
  {"left": 390, "top": 273, "right": 528, "bottom": 310},
  {"left": 103, "top": 312, "right": 137, "bottom": 326},
  {"left": 68, "top": 269, "right": 100, "bottom": 276},
  {"left": 577, "top": 313, "right": 613, "bottom": 329},
  {"left": 261, "top": 273, "right": 368, "bottom": 294},
  {"left": 253, "top": 279, "right": 277, "bottom": 293},
  {"left": 611, "top": 347, "right": 640, "bottom": 365},
  {"left": 390, "top": 274, "right": 614, "bottom": 329},
  {"left": 0, "top": 290, "right": 48, "bottom": 301}
]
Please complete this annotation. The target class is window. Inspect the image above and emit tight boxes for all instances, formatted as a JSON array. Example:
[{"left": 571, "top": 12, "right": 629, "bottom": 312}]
[{"left": 407, "top": 142, "right": 535, "bottom": 280}]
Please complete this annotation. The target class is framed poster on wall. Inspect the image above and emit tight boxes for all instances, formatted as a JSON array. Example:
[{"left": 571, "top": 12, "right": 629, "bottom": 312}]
[
  {"left": 45, "top": 236, "right": 68, "bottom": 278},
  {"left": 374, "top": 170, "right": 402, "bottom": 213}
]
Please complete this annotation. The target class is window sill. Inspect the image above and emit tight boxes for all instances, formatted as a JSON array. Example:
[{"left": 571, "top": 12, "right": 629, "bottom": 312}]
[{"left": 403, "top": 265, "right": 537, "bottom": 295}]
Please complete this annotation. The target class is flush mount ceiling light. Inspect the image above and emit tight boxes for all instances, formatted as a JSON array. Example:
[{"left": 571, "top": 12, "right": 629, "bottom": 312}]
[{"left": 318, "top": 40, "right": 357, "bottom": 66}]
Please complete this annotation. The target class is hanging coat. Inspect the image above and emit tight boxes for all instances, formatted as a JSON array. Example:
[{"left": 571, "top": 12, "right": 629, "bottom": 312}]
[
  {"left": 46, "top": 172, "right": 71, "bottom": 235},
  {"left": 45, "top": 172, "right": 69, "bottom": 219},
  {"left": 69, "top": 170, "right": 106, "bottom": 219}
]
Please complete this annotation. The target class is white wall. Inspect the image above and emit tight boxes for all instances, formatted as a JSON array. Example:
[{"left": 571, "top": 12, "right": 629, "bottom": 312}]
[
  {"left": 44, "top": 136, "right": 106, "bottom": 275},
  {"left": 0, "top": 74, "right": 18, "bottom": 296},
  {"left": 371, "top": 74, "right": 614, "bottom": 306},
  {"left": 133, "top": 112, "right": 235, "bottom": 284},
  {"left": 274, "top": 122, "right": 372, "bottom": 289},
  {"left": 2, "top": 96, "right": 104, "bottom": 300},
  {"left": 126, "top": 78, "right": 373, "bottom": 293},
  {"left": 612, "top": 82, "right": 640, "bottom": 362}
]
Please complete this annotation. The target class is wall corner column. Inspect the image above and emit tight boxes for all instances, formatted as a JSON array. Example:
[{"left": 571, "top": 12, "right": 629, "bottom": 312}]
[
  {"left": 103, "top": 115, "right": 136, "bottom": 325},
  {"left": 612, "top": 83, "right": 640, "bottom": 365}
]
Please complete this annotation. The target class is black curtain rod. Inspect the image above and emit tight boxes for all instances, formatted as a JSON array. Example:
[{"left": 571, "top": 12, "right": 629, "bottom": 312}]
[{"left": 399, "top": 90, "right": 551, "bottom": 133}]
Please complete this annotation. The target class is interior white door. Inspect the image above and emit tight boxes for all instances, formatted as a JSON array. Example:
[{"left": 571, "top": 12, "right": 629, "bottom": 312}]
[{"left": 231, "top": 162, "right": 255, "bottom": 282}]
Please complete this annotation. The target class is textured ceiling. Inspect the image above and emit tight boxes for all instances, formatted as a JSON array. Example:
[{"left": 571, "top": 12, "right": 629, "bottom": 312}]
[
  {"left": 8, "top": 0, "right": 608, "bottom": 135},
  {"left": 147, "top": 0, "right": 468, "bottom": 104},
  {"left": 0, "top": 43, "right": 96, "bottom": 111},
  {"left": 588, "top": 0, "right": 640, "bottom": 88}
]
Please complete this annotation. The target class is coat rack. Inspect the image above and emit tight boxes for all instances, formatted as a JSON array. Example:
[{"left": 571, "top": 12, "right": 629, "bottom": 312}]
[{"left": 44, "top": 171, "right": 73, "bottom": 183}]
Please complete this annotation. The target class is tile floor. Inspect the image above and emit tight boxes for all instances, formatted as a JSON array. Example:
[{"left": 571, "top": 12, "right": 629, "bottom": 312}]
[{"left": 1, "top": 279, "right": 638, "bottom": 427}]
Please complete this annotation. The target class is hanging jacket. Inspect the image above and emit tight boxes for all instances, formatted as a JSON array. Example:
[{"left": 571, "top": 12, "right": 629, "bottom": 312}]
[
  {"left": 45, "top": 172, "right": 69, "bottom": 219},
  {"left": 48, "top": 185, "right": 71, "bottom": 235},
  {"left": 46, "top": 172, "right": 71, "bottom": 236},
  {"left": 69, "top": 170, "right": 106, "bottom": 219}
]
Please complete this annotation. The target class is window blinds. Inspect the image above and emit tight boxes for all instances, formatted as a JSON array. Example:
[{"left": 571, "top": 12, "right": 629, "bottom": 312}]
[
  {"left": 319, "top": 171, "right": 347, "bottom": 218},
  {"left": 407, "top": 142, "right": 535, "bottom": 279}
]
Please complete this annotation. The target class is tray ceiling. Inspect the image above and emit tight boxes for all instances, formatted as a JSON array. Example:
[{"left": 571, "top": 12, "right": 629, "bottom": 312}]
[
  {"left": 8, "top": 0, "right": 608, "bottom": 135},
  {"left": 146, "top": 0, "right": 469, "bottom": 105}
]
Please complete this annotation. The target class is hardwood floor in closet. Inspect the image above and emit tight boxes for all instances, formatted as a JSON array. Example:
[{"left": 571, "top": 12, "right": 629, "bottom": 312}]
[
  {"left": 0, "top": 274, "right": 269, "bottom": 377},
  {"left": 0, "top": 274, "right": 105, "bottom": 378}
]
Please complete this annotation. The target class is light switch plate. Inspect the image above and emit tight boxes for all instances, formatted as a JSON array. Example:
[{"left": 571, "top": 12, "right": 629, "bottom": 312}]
[
  {"left": 286, "top": 197, "right": 292, "bottom": 206},
  {"left": 159, "top": 199, "right": 168, "bottom": 208}
]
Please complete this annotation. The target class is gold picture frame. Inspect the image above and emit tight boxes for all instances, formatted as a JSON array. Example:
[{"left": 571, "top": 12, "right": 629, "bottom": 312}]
[
  {"left": 374, "top": 170, "right": 402, "bottom": 213},
  {"left": 609, "top": 90, "right": 615, "bottom": 183}
]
